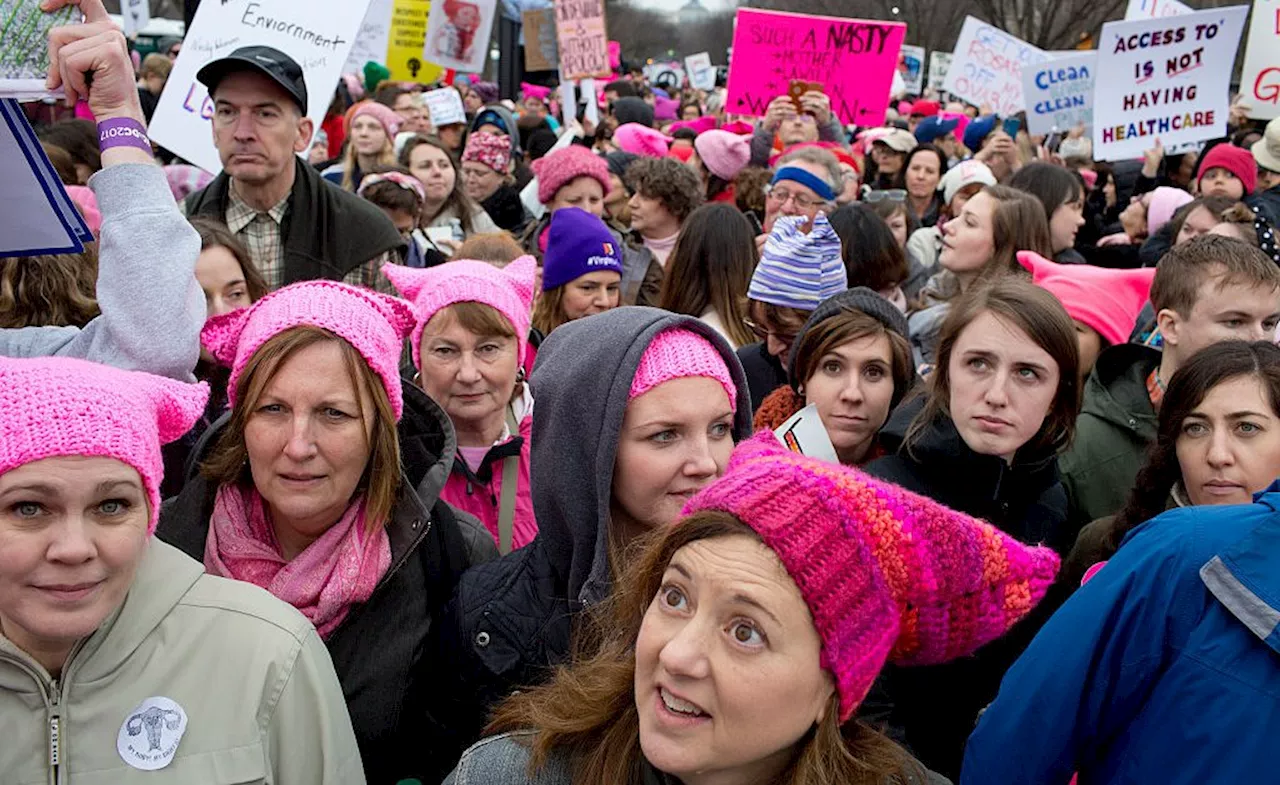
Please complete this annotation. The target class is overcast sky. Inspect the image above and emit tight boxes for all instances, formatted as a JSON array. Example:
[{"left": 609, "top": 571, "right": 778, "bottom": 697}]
[{"left": 642, "top": 0, "right": 738, "bottom": 16}]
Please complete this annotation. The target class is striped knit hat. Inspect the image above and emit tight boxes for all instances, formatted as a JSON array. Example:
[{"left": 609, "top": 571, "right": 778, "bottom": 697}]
[
  {"left": 748, "top": 214, "right": 847, "bottom": 311},
  {"left": 682, "top": 433, "right": 1060, "bottom": 721}
]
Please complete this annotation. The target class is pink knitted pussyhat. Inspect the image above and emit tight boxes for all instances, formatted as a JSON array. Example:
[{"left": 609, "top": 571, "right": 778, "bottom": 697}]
[
  {"left": 201, "top": 281, "right": 416, "bottom": 419},
  {"left": 682, "top": 433, "right": 1060, "bottom": 721},
  {"left": 630, "top": 328, "right": 738, "bottom": 412},
  {"left": 0, "top": 356, "right": 209, "bottom": 534},
  {"left": 531, "top": 144, "right": 611, "bottom": 205},
  {"left": 1017, "top": 251, "right": 1156, "bottom": 347},
  {"left": 613, "top": 123, "right": 673, "bottom": 158},
  {"left": 384, "top": 255, "right": 537, "bottom": 369}
]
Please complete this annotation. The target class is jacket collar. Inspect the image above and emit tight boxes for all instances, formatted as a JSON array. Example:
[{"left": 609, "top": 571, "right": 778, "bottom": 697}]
[{"left": 1199, "top": 484, "right": 1280, "bottom": 655}]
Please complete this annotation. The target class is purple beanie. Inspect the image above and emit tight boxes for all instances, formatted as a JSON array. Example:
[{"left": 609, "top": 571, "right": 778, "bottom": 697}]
[{"left": 542, "top": 207, "right": 623, "bottom": 291}]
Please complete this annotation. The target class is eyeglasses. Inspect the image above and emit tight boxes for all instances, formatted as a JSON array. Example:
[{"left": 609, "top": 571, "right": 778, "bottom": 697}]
[
  {"left": 763, "top": 185, "right": 829, "bottom": 210},
  {"left": 864, "top": 189, "right": 907, "bottom": 203},
  {"left": 743, "top": 318, "right": 798, "bottom": 346}
]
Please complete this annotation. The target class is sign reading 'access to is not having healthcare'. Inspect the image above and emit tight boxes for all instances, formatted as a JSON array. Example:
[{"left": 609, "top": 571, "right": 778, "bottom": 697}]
[
  {"left": 1092, "top": 5, "right": 1249, "bottom": 161},
  {"left": 943, "top": 16, "right": 1048, "bottom": 116},
  {"left": 725, "top": 8, "right": 905, "bottom": 127}
]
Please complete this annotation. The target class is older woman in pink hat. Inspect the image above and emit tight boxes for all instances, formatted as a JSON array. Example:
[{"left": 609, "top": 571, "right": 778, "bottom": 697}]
[
  {"left": 155, "top": 281, "right": 497, "bottom": 784},
  {"left": 461, "top": 131, "right": 527, "bottom": 233},
  {"left": 0, "top": 356, "right": 361, "bottom": 783}
]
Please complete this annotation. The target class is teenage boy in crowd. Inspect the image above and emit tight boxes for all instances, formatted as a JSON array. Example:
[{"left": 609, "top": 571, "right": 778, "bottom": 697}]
[{"left": 1060, "top": 235, "right": 1280, "bottom": 530}]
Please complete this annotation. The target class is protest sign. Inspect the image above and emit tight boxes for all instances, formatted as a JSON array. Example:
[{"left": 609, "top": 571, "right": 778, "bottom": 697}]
[
  {"left": 645, "top": 61, "right": 685, "bottom": 90},
  {"left": 424, "top": 85, "right": 466, "bottom": 125},
  {"left": 344, "top": 0, "right": 394, "bottom": 73},
  {"left": 687, "top": 52, "right": 716, "bottom": 91},
  {"left": 943, "top": 17, "right": 1048, "bottom": 116},
  {"left": 523, "top": 7, "right": 559, "bottom": 71},
  {"left": 122, "top": 0, "right": 151, "bottom": 38},
  {"left": 1241, "top": 0, "right": 1280, "bottom": 120},
  {"left": 1092, "top": 5, "right": 1249, "bottom": 161},
  {"left": 928, "top": 51, "right": 952, "bottom": 92},
  {"left": 554, "top": 0, "right": 610, "bottom": 80},
  {"left": 1125, "top": 0, "right": 1193, "bottom": 20},
  {"left": 725, "top": 8, "right": 906, "bottom": 127},
  {"left": 1022, "top": 51, "right": 1097, "bottom": 134},
  {"left": 387, "top": 0, "right": 444, "bottom": 82},
  {"left": 900, "top": 45, "right": 925, "bottom": 94},
  {"left": 0, "top": 1, "right": 79, "bottom": 99},
  {"left": 148, "top": 0, "right": 374, "bottom": 174},
  {"left": 0, "top": 99, "right": 92, "bottom": 257},
  {"left": 426, "top": 0, "right": 497, "bottom": 73}
]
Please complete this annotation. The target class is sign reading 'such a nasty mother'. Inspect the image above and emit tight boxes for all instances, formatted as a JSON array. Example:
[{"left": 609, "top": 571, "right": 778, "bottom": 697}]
[{"left": 725, "top": 8, "right": 905, "bottom": 128}]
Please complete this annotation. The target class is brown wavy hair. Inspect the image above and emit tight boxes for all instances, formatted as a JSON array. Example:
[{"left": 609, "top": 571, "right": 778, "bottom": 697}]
[
  {"left": 486, "top": 509, "right": 926, "bottom": 785},
  {"left": 0, "top": 248, "right": 99, "bottom": 329},
  {"left": 929, "top": 185, "right": 1051, "bottom": 304},
  {"left": 399, "top": 134, "right": 486, "bottom": 233},
  {"left": 201, "top": 326, "right": 402, "bottom": 534}
]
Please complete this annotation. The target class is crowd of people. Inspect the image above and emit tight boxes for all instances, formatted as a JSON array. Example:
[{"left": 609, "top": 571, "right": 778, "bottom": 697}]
[{"left": 4, "top": 0, "right": 1280, "bottom": 783}]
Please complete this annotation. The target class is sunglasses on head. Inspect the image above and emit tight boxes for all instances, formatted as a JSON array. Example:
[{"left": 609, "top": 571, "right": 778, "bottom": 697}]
[{"left": 865, "top": 189, "right": 907, "bottom": 203}]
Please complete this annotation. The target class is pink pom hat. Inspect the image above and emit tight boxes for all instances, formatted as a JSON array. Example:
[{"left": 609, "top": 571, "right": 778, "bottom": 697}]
[
  {"left": 629, "top": 327, "right": 738, "bottom": 413},
  {"left": 383, "top": 255, "right": 538, "bottom": 370},
  {"left": 614, "top": 123, "right": 673, "bottom": 158},
  {"left": 530, "top": 144, "right": 611, "bottom": 205},
  {"left": 201, "top": 281, "right": 416, "bottom": 419},
  {"left": 682, "top": 433, "right": 1060, "bottom": 721},
  {"left": 1017, "top": 251, "right": 1157, "bottom": 347},
  {"left": 0, "top": 356, "right": 209, "bottom": 534}
]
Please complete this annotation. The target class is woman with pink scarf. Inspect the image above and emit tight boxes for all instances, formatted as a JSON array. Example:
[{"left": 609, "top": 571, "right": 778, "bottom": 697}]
[{"left": 155, "top": 281, "right": 498, "bottom": 785}]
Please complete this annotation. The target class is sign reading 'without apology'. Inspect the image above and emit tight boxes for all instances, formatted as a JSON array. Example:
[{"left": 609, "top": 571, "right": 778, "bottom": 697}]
[
  {"left": 725, "top": 8, "right": 905, "bottom": 127},
  {"left": 944, "top": 17, "right": 1048, "bottom": 116},
  {"left": 1092, "top": 5, "right": 1249, "bottom": 161},
  {"left": 554, "top": 0, "right": 610, "bottom": 80}
]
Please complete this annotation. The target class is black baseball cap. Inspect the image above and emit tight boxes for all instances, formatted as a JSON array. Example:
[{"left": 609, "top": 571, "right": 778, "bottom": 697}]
[{"left": 197, "top": 46, "right": 308, "bottom": 113}]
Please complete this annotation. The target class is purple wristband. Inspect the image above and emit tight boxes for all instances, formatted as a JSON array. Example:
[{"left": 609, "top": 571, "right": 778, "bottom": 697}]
[{"left": 98, "top": 118, "right": 152, "bottom": 154}]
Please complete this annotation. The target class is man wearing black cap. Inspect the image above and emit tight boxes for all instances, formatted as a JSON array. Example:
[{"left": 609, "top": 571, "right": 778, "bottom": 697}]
[{"left": 184, "top": 46, "right": 402, "bottom": 292}]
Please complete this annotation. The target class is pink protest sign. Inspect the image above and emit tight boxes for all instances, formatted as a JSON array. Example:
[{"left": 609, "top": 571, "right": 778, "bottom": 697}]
[{"left": 725, "top": 8, "right": 906, "bottom": 127}]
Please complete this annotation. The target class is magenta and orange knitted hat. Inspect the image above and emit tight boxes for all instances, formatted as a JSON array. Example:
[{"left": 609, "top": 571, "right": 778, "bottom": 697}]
[
  {"left": 201, "top": 281, "right": 416, "bottom": 419},
  {"left": 384, "top": 255, "right": 537, "bottom": 369},
  {"left": 682, "top": 433, "right": 1060, "bottom": 721},
  {"left": 630, "top": 327, "right": 738, "bottom": 412},
  {"left": 0, "top": 356, "right": 209, "bottom": 534}
]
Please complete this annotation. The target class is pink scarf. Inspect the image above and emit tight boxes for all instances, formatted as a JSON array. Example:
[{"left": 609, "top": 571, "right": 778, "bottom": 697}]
[{"left": 204, "top": 484, "right": 391, "bottom": 638}]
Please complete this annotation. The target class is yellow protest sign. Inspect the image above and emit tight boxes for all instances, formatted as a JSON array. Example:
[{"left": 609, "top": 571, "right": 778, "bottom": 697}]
[{"left": 387, "top": 0, "right": 443, "bottom": 83}]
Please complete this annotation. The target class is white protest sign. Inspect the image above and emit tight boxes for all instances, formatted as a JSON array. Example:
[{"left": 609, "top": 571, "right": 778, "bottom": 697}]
[
  {"left": 424, "top": 86, "right": 466, "bottom": 126},
  {"left": 122, "top": 0, "right": 151, "bottom": 39},
  {"left": 928, "top": 51, "right": 952, "bottom": 92},
  {"left": 1125, "top": 0, "right": 1193, "bottom": 20},
  {"left": 686, "top": 52, "right": 715, "bottom": 91},
  {"left": 1241, "top": 0, "right": 1280, "bottom": 120},
  {"left": 344, "top": 0, "right": 394, "bottom": 74},
  {"left": 149, "top": 0, "right": 374, "bottom": 174},
  {"left": 943, "top": 17, "right": 1048, "bottom": 116},
  {"left": 1093, "top": 6, "right": 1249, "bottom": 161},
  {"left": 900, "top": 45, "right": 925, "bottom": 94},
  {"left": 644, "top": 62, "right": 685, "bottom": 90},
  {"left": 1022, "top": 51, "right": 1097, "bottom": 135},
  {"left": 890, "top": 67, "right": 906, "bottom": 100},
  {"left": 425, "top": 0, "right": 498, "bottom": 73},
  {"left": 772, "top": 404, "right": 839, "bottom": 464}
]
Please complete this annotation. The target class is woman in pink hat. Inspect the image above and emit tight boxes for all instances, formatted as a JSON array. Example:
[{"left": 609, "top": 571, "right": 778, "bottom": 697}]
[
  {"left": 688, "top": 128, "right": 751, "bottom": 205},
  {"left": 460, "top": 131, "right": 528, "bottom": 233},
  {"left": 445, "top": 433, "right": 1058, "bottom": 785},
  {"left": 155, "top": 281, "right": 497, "bottom": 784},
  {"left": 322, "top": 101, "right": 401, "bottom": 192},
  {"left": 385, "top": 257, "right": 539, "bottom": 553},
  {"left": 0, "top": 356, "right": 361, "bottom": 783}
]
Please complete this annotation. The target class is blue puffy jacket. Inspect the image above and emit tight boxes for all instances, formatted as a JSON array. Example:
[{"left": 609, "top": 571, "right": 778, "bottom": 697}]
[{"left": 961, "top": 485, "right": 1280, "bottom": 784}]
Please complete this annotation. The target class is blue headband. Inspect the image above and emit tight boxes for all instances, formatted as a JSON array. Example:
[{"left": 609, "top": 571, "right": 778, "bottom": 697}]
[{"left": 772, "top": 166, "right": 836, "bottom": 202}]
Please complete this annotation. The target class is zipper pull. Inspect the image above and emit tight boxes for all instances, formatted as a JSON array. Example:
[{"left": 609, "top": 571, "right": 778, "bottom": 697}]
[{"left": 49, "top": 680, "right": 62, "bottom": 780}]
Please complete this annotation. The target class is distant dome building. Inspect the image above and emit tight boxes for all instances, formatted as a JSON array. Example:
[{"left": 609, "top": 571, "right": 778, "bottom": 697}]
[{"left": 678, "top": 0, "right": 711, "bottom": 25}]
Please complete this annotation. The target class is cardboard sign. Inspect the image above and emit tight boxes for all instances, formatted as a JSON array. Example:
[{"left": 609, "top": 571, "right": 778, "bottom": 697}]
[
  {"left": 686, "top": 51, "right": 716, "bottom": 91},
  {"left": 928, "top": 51, "right": 952, "bottom": 92},
  {"left": 943, "top": 16, "right": 1048, "bottom": 115},
  {"left": 122, "top": 0, "right": 151, "bottom": 38},
  {"left": 900, "top": 44, "right": 925, "bottom": 94},
  {"left": 148, "top": 0, "right": 374, "bottom": 174},
  {"left": 554, "top": 0, "right": 610, "bottom": 81},
  {"left": 1022, "top": 51, "right": 1097, "bottom": 134},
  {"left": 1125, "top": 0, "right": 1193, "bottom": 20},
  {"left": 772, "top": 404, "right": 839, "bottom": 464},
  {"left": 424, "top": 85, "right": 466, "bottom": 125},
  {"left": 725, "top": 8, "right": 905, "bottom": 127},
  {"left": 522, "top": 8, "right": 559, "bottom": 71},
  {"left": 1093, "top": 6, "right": 1249, "bottom": 161},
  {"left": 426, "top": 0, "right": 497, "bottom": 73},
  {"left": 344, "top": 0, "right": 394, "bottom": 73},
  {"left": 1241, "top": 0, "right": 1280, "bottom": 120},
  {"left": 387, "top": 0, "right": 443, "bottom": 82}
]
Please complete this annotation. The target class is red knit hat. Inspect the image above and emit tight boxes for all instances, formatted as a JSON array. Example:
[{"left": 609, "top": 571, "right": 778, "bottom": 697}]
[
  {"left": 531, "top": 144, "right": 611, "bottom": 205},
  {"left": 1197, "top": 143, "right": 1257, "bottom": 195},
  {"left": 1017, "top": 251, "right": 1156, "bottom": 347}
]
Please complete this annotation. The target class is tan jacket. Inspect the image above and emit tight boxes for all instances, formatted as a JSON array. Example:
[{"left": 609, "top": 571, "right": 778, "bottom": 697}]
[{"left": 0, "top": 541, "right": 365, "bottom": 785}]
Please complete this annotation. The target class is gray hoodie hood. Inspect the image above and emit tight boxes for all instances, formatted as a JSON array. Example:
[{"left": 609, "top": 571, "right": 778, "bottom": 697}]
[{"left": 529, "top": 307, "right": 753, "bottom": 606}]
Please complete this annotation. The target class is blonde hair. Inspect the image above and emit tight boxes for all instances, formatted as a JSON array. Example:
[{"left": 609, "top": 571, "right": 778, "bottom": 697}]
[{"left": 532, "top": 286, "right": 570, "bottom": 336}]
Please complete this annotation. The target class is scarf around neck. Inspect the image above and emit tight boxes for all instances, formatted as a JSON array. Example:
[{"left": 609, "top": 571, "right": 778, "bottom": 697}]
[{"left": 204, "top": 483, "right": 391, "bottom": 638}]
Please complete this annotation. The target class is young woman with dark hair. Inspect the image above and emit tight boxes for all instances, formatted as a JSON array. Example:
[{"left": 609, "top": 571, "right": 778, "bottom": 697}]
[
  {"left": 1009, "top": 162, "right": 1087, "bottom": 263},
  {"left": 829, "top": 203, "right": 911, "bottom": 310},
  {"left": 658, "top": 203, "right": 758, "bottom": 349}
]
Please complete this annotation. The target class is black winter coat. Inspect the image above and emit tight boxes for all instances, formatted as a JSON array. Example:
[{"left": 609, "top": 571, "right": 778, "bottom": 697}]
[
  {"left": 736, "top": 341, "right": 787, "bottom": 413},
  {"left": 863, "top": 397, "right": 1068, "bottom": 780},
  {"left": 156, "top": 383, "right": 498, "bottom": 785}
]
